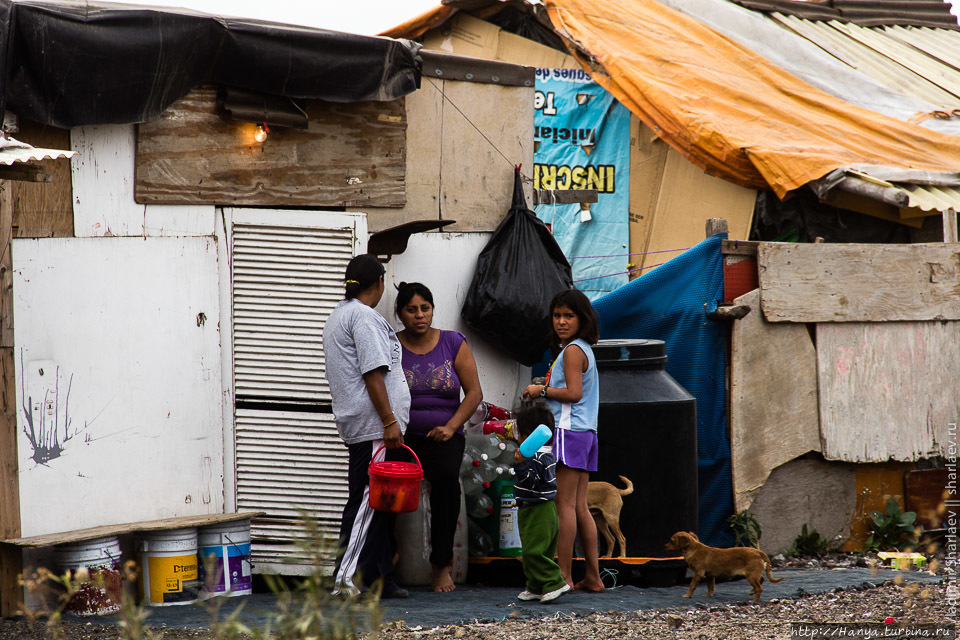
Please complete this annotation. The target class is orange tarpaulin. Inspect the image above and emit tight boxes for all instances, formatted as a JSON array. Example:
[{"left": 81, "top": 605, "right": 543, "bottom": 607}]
[
  {"left": 385, "top": 0, "right": 960, "bottom": 198},
  {"left": 380, "top": 5, "right": 453, "bottom": 40}
]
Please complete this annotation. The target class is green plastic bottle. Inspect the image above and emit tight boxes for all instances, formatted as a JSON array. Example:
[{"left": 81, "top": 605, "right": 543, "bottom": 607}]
[{"left": 496, "top": 480, "right": 522, "bottom": 557}]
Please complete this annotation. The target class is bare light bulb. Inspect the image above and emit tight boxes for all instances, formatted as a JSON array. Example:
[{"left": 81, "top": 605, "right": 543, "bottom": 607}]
[{"left": 254, "top": 123, "right": 269, "bottom": 143}]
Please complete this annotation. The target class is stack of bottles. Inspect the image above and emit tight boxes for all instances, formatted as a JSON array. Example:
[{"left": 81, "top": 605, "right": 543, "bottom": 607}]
[{"left": 461, "top": 402, "right": 521, "bottom": 557}]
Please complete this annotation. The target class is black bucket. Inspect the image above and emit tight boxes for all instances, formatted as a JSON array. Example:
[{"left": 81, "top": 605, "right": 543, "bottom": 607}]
[{"left": 593, "top": 339, "right": 697, "bottom": 559}]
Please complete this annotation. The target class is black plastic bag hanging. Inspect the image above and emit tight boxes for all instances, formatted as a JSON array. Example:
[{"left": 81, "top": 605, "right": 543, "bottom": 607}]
[{"left": 461, "top": 166, "right": 573, "bottom": 366}]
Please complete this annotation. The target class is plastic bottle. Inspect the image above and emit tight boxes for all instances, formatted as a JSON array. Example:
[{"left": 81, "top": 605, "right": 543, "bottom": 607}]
[
  {"left": 466, "top": 493, "right": 494, "bottom": 519},
  {"left": 466, "top": 434, "right": 501, "bottom": 459},
  {"left": 461, "top": 470, "right": 484, "bottom": 496},
  {"left": 496, "top": 441, "right": 518, "bottom": 464},
  {"left": 464, "top": 444, "right": 489, "bottom": 463},
  {"left": 487, "top": 403, "right": 511, "bottom": 420},
  {"left": 459, "top": 451, "right": 474, "bottom": 475},
  {"left": 463, "top": 403, "right": 489, "bottom": 434},
  {"left": 461, "top": 470, "right": 490, "bottom": 496},
  {"left": 497, "top": 482, "right": 522, "bottom": 556},
  {"left": 488, "top": 438, "right": 507, "bottom": 461},
  {"left": 484, "top": 419, "right": 516, "bottom": 440},
  {"left": 476, "top": 459, "right": 500, "bottom": 483},
  {"left": 467, "top": 518, "right": 494, "bottom": 557},
  {"left": 519, "top": 424, "right": 553, "bottom": 458}
]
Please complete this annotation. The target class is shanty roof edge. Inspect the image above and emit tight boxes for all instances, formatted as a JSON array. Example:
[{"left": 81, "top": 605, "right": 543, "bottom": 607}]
[
  {"left": 0, "top": 135, "right": 73, "bottom": 164},
  {"left": 540, "top": 0, "right": 960, "bottom": 198},
  {"left": 0, "top": 0, "right": 423, "bottom": 128},
  {"left": 732, "top": 0, "right": 960, "bottom": 31},
  {"left": 812, "top": 167, "right": 960, "bottom": 215},
  {"left": 384, "top": 0, "right": 960, "bottom": 201}
]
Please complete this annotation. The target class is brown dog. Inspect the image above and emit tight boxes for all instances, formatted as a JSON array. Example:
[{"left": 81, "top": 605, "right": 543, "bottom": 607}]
[
  {"left": 587, "top": 475, "right": 633, "bottom": 558},
  {"left": 664, "top": 531, "right": 782, "bottom": 602}
]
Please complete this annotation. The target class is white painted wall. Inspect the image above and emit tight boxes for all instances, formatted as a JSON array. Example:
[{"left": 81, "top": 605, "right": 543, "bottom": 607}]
[
  {"left": 380, "top": 232, "right": 530, "bottom": 410},
  {"left": 13, "top": 237, "right": 224, "bottom": 536},
  {"left": 71, "top": 124, "right": 217, "bottom": 237},
  {"left": 216, "top": 210, "right": 236, "bottom": 513}
]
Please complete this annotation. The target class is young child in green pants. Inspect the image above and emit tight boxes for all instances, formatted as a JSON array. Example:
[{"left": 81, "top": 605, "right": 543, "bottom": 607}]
[{"left": 513, "top": 404, "right": 571, "bottom": 603}]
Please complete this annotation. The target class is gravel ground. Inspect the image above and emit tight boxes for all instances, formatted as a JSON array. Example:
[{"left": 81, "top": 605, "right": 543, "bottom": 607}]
[
  {"left": 1, "top": 554, "right": 953, "bottom": 640},
  {"left": 380, "top": 580, "right": 953, "bottom": 640}
]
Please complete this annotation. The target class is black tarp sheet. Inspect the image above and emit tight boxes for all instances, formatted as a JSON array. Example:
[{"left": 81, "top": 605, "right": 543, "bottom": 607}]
[{"left": 0, "top": 0, "right": 422, "bottom": 128}]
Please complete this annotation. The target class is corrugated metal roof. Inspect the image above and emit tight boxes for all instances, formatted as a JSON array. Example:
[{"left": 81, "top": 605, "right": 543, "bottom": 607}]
[
  {"left": 881, "top": 25, "right": 960, "bottom": 73},
  {"left": 0, "top": 137, "right": 74, "bottom": 165},
  {"left": 900, "top": 183, "right": 960, "bottom": 212},
  {"left": 824, "top": 169, "right": 960, "bottom": 214},
  {"left": 735, "top": 0, "right": 960, "bottom": 30},
  {"left": 770, "top": 13, "right": 960, "bottom": 108},
  {"left": 829, "top": 20, "right": 960, "bottom": 98}
]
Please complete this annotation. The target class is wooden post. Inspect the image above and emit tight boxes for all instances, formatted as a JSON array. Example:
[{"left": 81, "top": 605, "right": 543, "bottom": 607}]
[
  {"left": 944, "top": 209, "right": 959, "bottom": 243},
  {"left": 0, "top": 180, "right": 20, "bottom": 617},
  {"left": 705, "top": 218, "right": 728, "bottom": 237}
]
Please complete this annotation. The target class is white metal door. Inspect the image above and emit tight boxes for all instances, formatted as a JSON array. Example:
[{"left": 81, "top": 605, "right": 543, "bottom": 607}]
[{"left": 228, "top": 209, "right": 366, "bottom": 574}]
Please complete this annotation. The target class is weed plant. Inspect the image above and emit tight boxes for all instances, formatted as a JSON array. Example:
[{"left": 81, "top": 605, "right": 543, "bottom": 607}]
[
  {"left": 19, "top": 516, "right": 382, "bottom": 639},
  {"left": 786, "top": 524, "right": 839, "bottom": 557},
  {"left": 728, "top": 509, "right": 762, "bottom": 548},
  {"left": 865, "top": 497, "right": 918, "bottom": 552}
]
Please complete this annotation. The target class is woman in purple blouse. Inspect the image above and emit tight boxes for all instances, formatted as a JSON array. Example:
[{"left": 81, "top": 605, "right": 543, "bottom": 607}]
[{"left": 395, "top": 282, "right": 483, "bottom": 592}]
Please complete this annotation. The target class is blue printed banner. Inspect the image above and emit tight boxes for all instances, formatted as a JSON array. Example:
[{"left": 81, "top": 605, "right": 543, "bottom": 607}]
[{"left": 534, "top": 68, "right": 631, "bottom": 299}]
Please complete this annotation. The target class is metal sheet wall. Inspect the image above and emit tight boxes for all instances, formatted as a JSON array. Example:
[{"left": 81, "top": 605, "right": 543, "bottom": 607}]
[
  {"left": 236, "top": 408, "right": 348, "bottom": 572},
  {"left": 230, "top": 211, "right": 364, "bottom": 573},
  {"left": 233, "top": 222, "right": 357, "bottom": 401}
]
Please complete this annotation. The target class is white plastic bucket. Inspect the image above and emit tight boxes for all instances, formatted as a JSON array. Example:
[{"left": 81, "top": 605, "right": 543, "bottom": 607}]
[
  {"left": 138, "top": 528, "right": 199, "bottom": 606},
  {"left": 197, "top": 520, "right": 252, "bottom": 597},
  {"left": 55, "top": 536, "right": 122, "bottom": 616}
]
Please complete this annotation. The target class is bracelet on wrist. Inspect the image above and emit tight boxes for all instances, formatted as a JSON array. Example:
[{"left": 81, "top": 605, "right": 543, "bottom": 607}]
[{"left": 382, "top": 418, "right": 398, "bottom": 429}]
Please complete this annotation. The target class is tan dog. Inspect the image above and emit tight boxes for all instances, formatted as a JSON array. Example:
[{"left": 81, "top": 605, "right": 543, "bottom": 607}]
[
  {"left": 665, "top": 531, "right": 782, "bottom": 602},
  {"left": 587, "top": 475, "right": 633, "bottom": 558}
]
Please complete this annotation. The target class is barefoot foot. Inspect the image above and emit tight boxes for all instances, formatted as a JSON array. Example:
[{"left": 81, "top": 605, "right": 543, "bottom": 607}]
[
  {"left": 432, "top": 565, "right": 456, "bottom": 593},
  {"left": 575, "top": 578, "right": 605, "bottom": 593}
]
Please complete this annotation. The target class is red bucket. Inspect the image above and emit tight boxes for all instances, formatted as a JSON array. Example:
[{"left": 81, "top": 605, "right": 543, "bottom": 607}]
[{"left": 368, "top": 444, "right": 423, "bottom": 513}]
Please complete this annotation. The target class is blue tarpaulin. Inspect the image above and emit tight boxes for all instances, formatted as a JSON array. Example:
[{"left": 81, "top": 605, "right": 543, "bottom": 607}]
[{"left": 593, "top": 233, "right": 734, "bottom": 547}]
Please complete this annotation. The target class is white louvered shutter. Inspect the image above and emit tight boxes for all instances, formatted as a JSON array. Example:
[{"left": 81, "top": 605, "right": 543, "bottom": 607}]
[{"left": 229, "top": 210, "right": 366, "bottom": 574}]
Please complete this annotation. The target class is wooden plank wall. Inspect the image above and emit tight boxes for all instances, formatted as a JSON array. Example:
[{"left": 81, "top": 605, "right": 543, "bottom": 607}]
[
  {"left": 758, "top": 243, "right": 960, "bottom": 322},
  {"left": 400, "top": 12, "right": 550, "bottom": 233},
  {"left": 0, "top": 118, "right": 74, "bottom": 615},
  {"left": 629, "top": 119, "right": 756, "bottom": 275},
  {"left": 364, "top": 75, "right": 533, "bottom": 233},
  {"left": 627, "top": 117, "right": 668, "bottom": 278},
  {"left": 0, "top": 184, "right": 20, "bottom": 616},
  {"left": 9, "top": 120, "right": 74, "bottom": 237},
  {"left": 846, "top": 462, "right": 915, "bottom": 550},
  {"left": 730, "top": 289, "right": 821, "bottom": 511},
  {"left": 135, "top": 86, "right": 406, "bottom": 208},
  {"left": 817, "top": 321, "right": 960, "bottom": 462},
  {"left": 436, "top": 79, "right": 531, "bottom": 230}
]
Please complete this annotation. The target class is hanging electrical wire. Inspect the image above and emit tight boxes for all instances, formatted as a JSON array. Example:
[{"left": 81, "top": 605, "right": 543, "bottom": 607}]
[
  {"left": 566, "top": 247, "right": 691, "bottom": 259},
  {"left": 573, "top": 261, "right": 667, "bottom": 283},
  {"left": 426, "top": 78, "right": 534, "bottom": 184}
]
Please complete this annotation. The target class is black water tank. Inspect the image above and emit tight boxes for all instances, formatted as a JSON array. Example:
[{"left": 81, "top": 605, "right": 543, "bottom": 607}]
[{"left": 593, "top": 339, "right": 697, "bottom": 558}]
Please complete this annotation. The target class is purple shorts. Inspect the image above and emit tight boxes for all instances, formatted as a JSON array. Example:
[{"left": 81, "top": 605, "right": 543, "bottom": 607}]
[{"left": 552, "top": 428, "right": 598, "bottom": 472}]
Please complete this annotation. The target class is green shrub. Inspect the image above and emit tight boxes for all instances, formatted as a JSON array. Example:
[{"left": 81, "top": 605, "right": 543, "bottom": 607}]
[
  {"left": 864, "top": 497, "right": 918, "bottom": 552},
  {"left": 787, "top": 524, "right": 836, "bottom": 557},
  {"left": 728, "top": 510, "right": 762, "bottom": 548}
]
